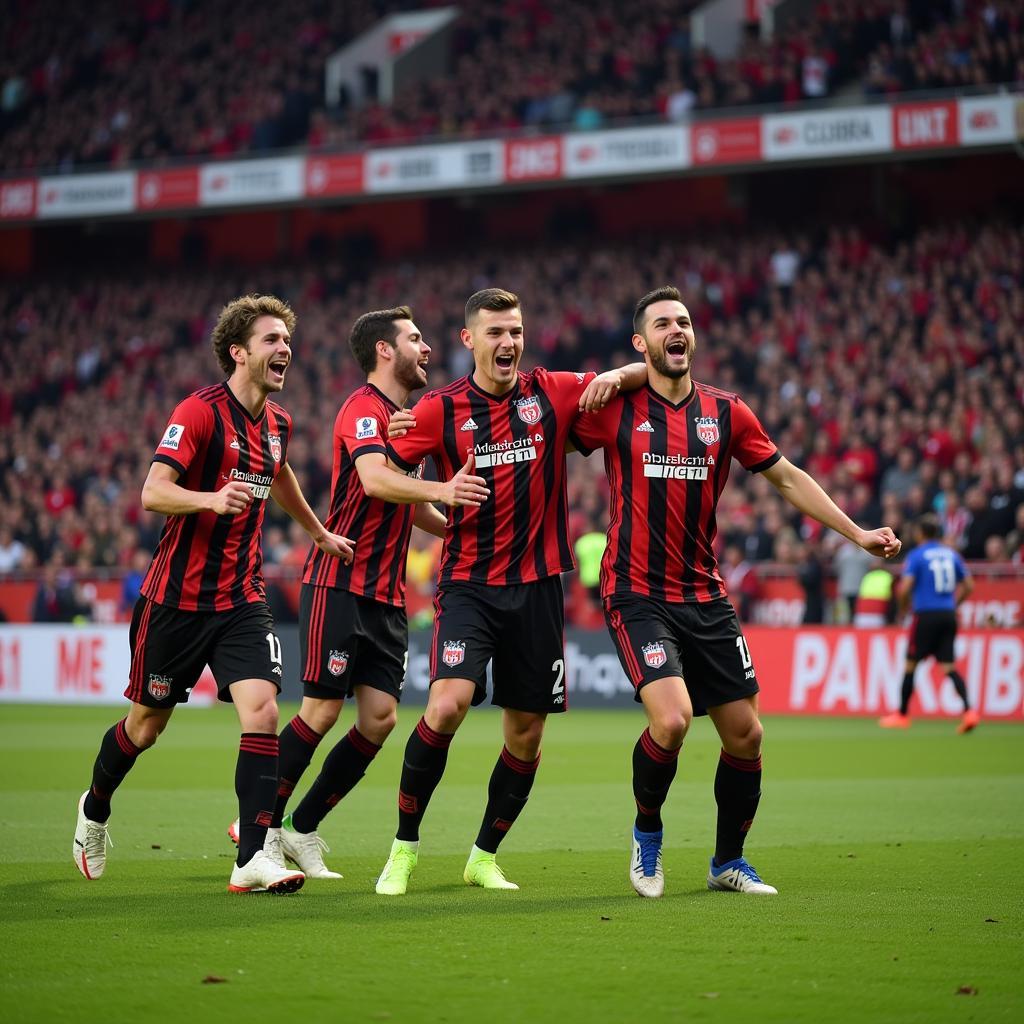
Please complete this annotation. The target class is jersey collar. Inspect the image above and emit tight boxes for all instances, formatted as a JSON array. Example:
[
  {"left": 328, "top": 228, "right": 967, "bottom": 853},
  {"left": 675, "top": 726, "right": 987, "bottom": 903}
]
[
  {"left": 367, "top": 382, "right": 400, "bottom": 411},
  {"left": 466, "top": 372, "right": 521, "bottom": 404},
  {"left": 644, "top": 380, "right": 697, "bottom": 412},
  {"left": 222, "top": 381, "right": 267, "bottom": 425}
]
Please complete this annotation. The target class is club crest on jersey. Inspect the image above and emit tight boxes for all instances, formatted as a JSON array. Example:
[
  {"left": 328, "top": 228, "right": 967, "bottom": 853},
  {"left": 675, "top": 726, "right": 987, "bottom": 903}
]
[
  {"left": 515, "top": 397, "right": 542, "bottom": 424},
  {"left": 642, "top": 642, "right": 667, "bottom": 669},
  {"left": 695, "top": 417, "right": 720, "bottom": 446},
  {"left": 327, "top": 650, "right": 349, "bottom": 677},
  {"left": 147, "top": 673, "right": 173, "bottom": 700},
  {"left": 442, "top": 640, "right": 466, "bottom": 667},
  {"left": 268, "top": 433, "right": 282, "bottom": 462}
]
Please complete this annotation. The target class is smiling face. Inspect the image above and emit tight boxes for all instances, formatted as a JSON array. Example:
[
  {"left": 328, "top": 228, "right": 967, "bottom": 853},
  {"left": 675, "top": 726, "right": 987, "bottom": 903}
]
[
  {"left": 387, "top": 318, "right": 431, "bottom": 392},
  {"left": 234, "top": 315, "right": 291, "bottom": 394},
  {"left": 462, "top": 306, "right": 524, "bottom": 395},
  {"left": 633, "top": 299, "right": 696, "bottom": 382}
]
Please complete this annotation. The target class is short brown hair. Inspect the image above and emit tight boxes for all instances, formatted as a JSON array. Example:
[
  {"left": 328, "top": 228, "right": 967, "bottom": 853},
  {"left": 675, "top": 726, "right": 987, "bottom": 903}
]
[
  {"left": 465, "top": 287, "right": 520, "bottom": 325},
  {"left": 917, "top": 513, "right": 941, "bottom": 540},
  {"left": 633, "top": 285, "right": 682, "bottom": 335},
  {"left": 349, "top": 306, "right": 414, "bottom": 374},
  {"left": 211, "top": 295, "right": 296, "bottom": 374}
]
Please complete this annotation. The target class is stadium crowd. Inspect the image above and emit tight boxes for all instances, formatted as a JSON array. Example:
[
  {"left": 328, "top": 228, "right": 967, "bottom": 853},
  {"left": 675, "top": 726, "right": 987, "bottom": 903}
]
[
  {"left": 2, "top": 216, "right": 1022, "bottom": 624},
  {"left": 2, "top": 1, "right": 1022, "bottom": 171}
]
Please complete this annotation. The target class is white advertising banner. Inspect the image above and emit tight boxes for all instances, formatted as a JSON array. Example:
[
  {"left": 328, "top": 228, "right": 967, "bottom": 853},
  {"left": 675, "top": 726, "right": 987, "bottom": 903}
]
[
  {"left": 37, "top": 172, "right": 137, "bottom": 218},
  {"left": 365, "top": 140, "right": 503, "bottom": 192},
  {"left": 198, "top": 157, "right": 305, "bottom": 206},
  {"left": 0, "top": 626, "right": 215, "bottom": 706},
  {"left": 563, "top": 125, "right": 689, "bottom": 179},
  {"left": 958, "top": 94, "right": 1018, "bottom": 146},
  {"left": 762, "top": 107, "right": 892, "bottom": 160}
]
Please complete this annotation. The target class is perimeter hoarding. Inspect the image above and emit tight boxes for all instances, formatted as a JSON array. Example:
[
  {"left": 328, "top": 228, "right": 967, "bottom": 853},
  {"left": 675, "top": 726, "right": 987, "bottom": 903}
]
[{"left": 2, "top": 625, "right": 1020, "bottom": 720}]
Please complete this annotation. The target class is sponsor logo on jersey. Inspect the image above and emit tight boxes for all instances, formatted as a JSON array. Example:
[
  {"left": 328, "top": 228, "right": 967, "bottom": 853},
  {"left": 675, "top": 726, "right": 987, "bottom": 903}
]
[
  {"left": 642, "top": 642, "right": 667, "bottom": 669},
  {"left": 355, "top": 416, "right": 378, "bottom": 440},
  {"left": 636, "top": 420, "right": 654, "bottom": 433},
  {"left": 147, "top": 673, "right": 173, "bottom": 700},
  {"left": 442, "top": 640, "right": 466, "bottom": 667},
  {"left": 460, "top": 417, "right": 478, "bottom": 432},
  {"left": 641, "top": 452, "right": 711, "bottom": 480},
  {"left": 268, "top": 433, "right": 282, "bottom": 462},
  {"left": 515, "top": 396, "right": 542, "bottom": 424},
  {"left": 159, "top": 423, "right": 185, "bottom": 451},
  {"left": 472, "top": 434, "right": 543, "bottom": 468},
  {"left": 229, "top": 467, "right": 274, "bottom": 499},
  {"left": 695, "top": 416, "right": 720, "bottom": 445},
  {"left": 328, "top": 650, "right": 349, "bottom": 677}
]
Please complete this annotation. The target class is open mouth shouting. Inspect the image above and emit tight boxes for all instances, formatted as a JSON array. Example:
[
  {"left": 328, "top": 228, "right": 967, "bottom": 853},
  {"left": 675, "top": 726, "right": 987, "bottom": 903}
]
[
  {"left": 267, "top": 357, "right": 289, "bottom": 385},
  {"left": 495, "top": 351, "right": 516, "bottom": 373},
  {"left": 665, "top": 337, "right": 689, "bottom": 362}
]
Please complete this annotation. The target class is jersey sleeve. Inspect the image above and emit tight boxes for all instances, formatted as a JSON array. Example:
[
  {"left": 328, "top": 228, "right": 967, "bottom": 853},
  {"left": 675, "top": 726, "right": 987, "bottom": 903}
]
[
  {"left": 954, "top": 551, "right": 969, "bottom": 582},
  {"left": 569, "top": 401, "right": 619, "bottom": 456},
  {"left": 339, "top": 393, "right": 389, "bottom": 464},
  {"left": 537, "top": 368, "right": 597, "bottom": 425},
  {"left": 153, "top": 396, "right": 213, "bottom": 476},
  {"left": 731, "top": 397, "right": 781, "bottom": 473},
  {"left": 387, "top": 392, "right": 443, "bottom": 473}
]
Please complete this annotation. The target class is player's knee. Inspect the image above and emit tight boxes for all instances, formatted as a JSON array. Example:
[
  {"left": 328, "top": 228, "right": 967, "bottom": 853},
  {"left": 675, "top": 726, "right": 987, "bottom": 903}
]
[
  {"left": 739, "top": 718, "right": 764, "bottom": 759},
  {"left": 651, "top": 710, "right": 689, "bottom": 750},
  {"left": 361, "top": 707, "right": 398, "bottom": 746},
  {"left": 506, "top": 716, "right": 545, "bottom": 759},
  {"left": 304, "top": 701, "right": 342, "bottom": 735},
  {"left": 428, "top": 695, "right": 466, "bottom": 733},
  {"left": 246, "top": 699, "right": 279, "bottom": 736},
  {"left": 132, "top": 720, "right": 164, "bottom": 750}
]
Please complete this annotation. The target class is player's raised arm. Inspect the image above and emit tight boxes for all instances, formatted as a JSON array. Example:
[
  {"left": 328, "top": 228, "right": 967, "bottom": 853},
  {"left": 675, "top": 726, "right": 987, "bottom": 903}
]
[
  {"left": 761, "top": 456, "right": 901, "bottom": 559},
  {"left": 578, "top": 362, "right": 648, "bottom": 412},
  {"left": 271, "top": 463, "right": 354, "bottom": 563}
]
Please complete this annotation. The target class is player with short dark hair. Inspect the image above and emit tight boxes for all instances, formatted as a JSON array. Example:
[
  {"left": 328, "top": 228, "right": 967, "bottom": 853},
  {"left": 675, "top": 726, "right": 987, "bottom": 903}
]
[
  {"left": 879, "top": 514, "right": 977, "bottom": 732},
  {"left": 228, "top": 306, "right": 489, "bottom": 878},
  {"left": 73, "top": 294, "right": 355, "bottom": 894},
  {"left": 572, "top": 286, "right": 901, "bottom": 898},
  {"left": 372, "top": 287, "right": 646, "bottom": 894}
]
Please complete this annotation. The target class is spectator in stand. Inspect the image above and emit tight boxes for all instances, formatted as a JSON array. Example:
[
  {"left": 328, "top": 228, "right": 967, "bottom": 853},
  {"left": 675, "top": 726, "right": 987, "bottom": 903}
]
[
  {"left": 0, "top": 527, "right": 27, "bottom": 573},
  {"left": 31, "top": 558, "right": 90, "bottom": 623},
  {"left": 721, "top": 544, "right": 761, "bottom": 623},
  {"left": 834, "top": 540, "right": 874, "bottom": 624}
]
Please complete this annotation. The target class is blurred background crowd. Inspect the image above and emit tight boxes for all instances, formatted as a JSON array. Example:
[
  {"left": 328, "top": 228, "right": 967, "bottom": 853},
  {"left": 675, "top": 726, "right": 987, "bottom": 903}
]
[
  {"left": 2, "top": 0, "right": 1022, "bottom": 172},
  {"left": 2, "top": 215, "right": 1021, "bottom": 623}
]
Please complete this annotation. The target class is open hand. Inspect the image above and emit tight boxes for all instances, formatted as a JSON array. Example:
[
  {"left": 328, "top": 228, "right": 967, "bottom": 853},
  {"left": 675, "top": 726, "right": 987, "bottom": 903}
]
[{"left": 439, "top": 451, "right": 489, "bottom": 507}]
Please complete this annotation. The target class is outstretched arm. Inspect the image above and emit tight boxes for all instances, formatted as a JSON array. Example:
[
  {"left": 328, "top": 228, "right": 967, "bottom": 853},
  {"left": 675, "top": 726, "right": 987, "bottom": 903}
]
[
  {"left": 272, "top": 463, "right": 354, "bottom": 564},
  {"left": 579, "top": 362, "right": 648, "bottom": 412},
  {"left": 355, "top": 451, "right": 489, "bottom": 508},
  {"left": 761, "top": 456, "right": 901, "bottom": 559}
]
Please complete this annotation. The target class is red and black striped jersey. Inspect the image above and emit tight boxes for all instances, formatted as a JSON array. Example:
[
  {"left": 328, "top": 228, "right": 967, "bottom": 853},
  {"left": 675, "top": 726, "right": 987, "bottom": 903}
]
[
  {"left": 141, "top": 383, "right": 292, "bottom": 612},
  {"left": 388, "top": 368, "right": 596, "bottom": 587},
  {"left": 571, "top": 381, "right": 780, "bottom": 604},
  {"left": 303, "top": 384, "right": 419, "bottom": 606}
]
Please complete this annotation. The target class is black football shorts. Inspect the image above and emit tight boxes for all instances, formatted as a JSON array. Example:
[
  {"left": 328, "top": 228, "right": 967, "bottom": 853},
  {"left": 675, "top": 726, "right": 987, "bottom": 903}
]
[
  {"left": 604, "top": 595, "right": 759, "bottom": 715},
  {"left": 299, "top": 584, "right": 408, "bottom": 700},
  {"left": 908, "top": 610, "right": 958, "bottom": 663},
  {"left": 124, "top": 597, "right": 282, "bottom": 707},
  {"left": 430, "top": 577, "right": 567, "bottom": 714}
]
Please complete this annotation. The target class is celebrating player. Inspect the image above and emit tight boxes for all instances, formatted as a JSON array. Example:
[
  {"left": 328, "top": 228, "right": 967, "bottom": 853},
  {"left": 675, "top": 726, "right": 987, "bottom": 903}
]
[
  {"left": 73, "top": 295, "right": 354, "bottom": 894},
  {"left": 571, "top": 286, "right": 901, "bottom": 898},
  {"left": 879, "top": 514, "right": 977, "bottom": 732},
  {"left": 372, "top": 287, "right": 645, "bottom": 894},
  {"left": 231, "top": 306, "right": 489, "bottom": 878}
]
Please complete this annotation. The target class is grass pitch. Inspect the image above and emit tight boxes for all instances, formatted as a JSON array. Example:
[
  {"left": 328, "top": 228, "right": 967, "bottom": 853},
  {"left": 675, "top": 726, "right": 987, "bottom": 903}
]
[{"left": 1, "top": 705, "right": 1021, "bottom": 1024}]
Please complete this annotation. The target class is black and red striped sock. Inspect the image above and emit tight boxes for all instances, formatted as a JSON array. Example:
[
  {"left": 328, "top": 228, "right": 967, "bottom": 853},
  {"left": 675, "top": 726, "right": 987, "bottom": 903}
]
[
  {"left": 475, "top": 746, "right": 541, "bottom": 854},
  {"left": 271, "top": 715, "right": 323, "bottom": 828},
  {"left": 84, "top": 718, "right": 141, "bottom": 823},
  {"left": 395, "top": 718, "right": 454, "bottom": 842},
  {"left": 236, "top": 733, "right": 279, "bottom": 867},
  {"left": 632, "top": 727, "right": 680, "bottom": 833},
  {"left": 291, "top": 726, "right": 382, "bottom": 834},
  {"left": 713, "top": 749, "right": 762, "bottom": 865}
]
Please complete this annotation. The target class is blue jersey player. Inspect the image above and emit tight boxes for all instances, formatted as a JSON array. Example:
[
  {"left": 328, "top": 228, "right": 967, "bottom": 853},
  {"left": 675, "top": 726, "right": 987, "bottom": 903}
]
[{"left": 880, "top": 514, "right": 978, "bottom": 733}]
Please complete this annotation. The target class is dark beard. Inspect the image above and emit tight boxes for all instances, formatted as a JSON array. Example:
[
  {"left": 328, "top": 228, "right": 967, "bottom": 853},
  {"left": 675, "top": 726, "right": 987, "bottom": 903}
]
[
  {"left": 648, "top": 347, "right": 689, "bottom": 380},
  {"left": 394, "top": 351, "right": 427, "bottom": 392}
]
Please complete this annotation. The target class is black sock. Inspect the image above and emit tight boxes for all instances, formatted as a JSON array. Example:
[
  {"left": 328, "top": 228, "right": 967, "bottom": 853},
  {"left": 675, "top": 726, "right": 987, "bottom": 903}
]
[
  {"left": 948, "top": 670, "right": 970, "bottom": 710},
  {"left": 714, "top": 749, "right": 762, "bottom": 866},
  {"left": 396, "top": 718, "right": 453, "bottom": 842},
  {"left": 899, "top": 672, "right": 915, "bottom": 716},
  {"left": 291, "top": 726, "right": 381, "bottom": 833},
  {"left": 84, "top": 719, "right": 141, "bottom": 823},
  {"left": 272, "top": 715, "right": 323, "bottom": 828},
  {"left": 236, "top": 733, "right": 279, "bottom": 866},
  {"left": 475, "top": 747, "right": 541, "bottom": 854},
  {"left": 632, "top": 727, "right": 680, "bottom": 833}
]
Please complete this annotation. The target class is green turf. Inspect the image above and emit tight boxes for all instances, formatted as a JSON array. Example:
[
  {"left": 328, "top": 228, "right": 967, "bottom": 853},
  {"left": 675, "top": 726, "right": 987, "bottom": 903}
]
[{"left": 1, "top": 705, "right": 1021, "bottom": 1023}]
